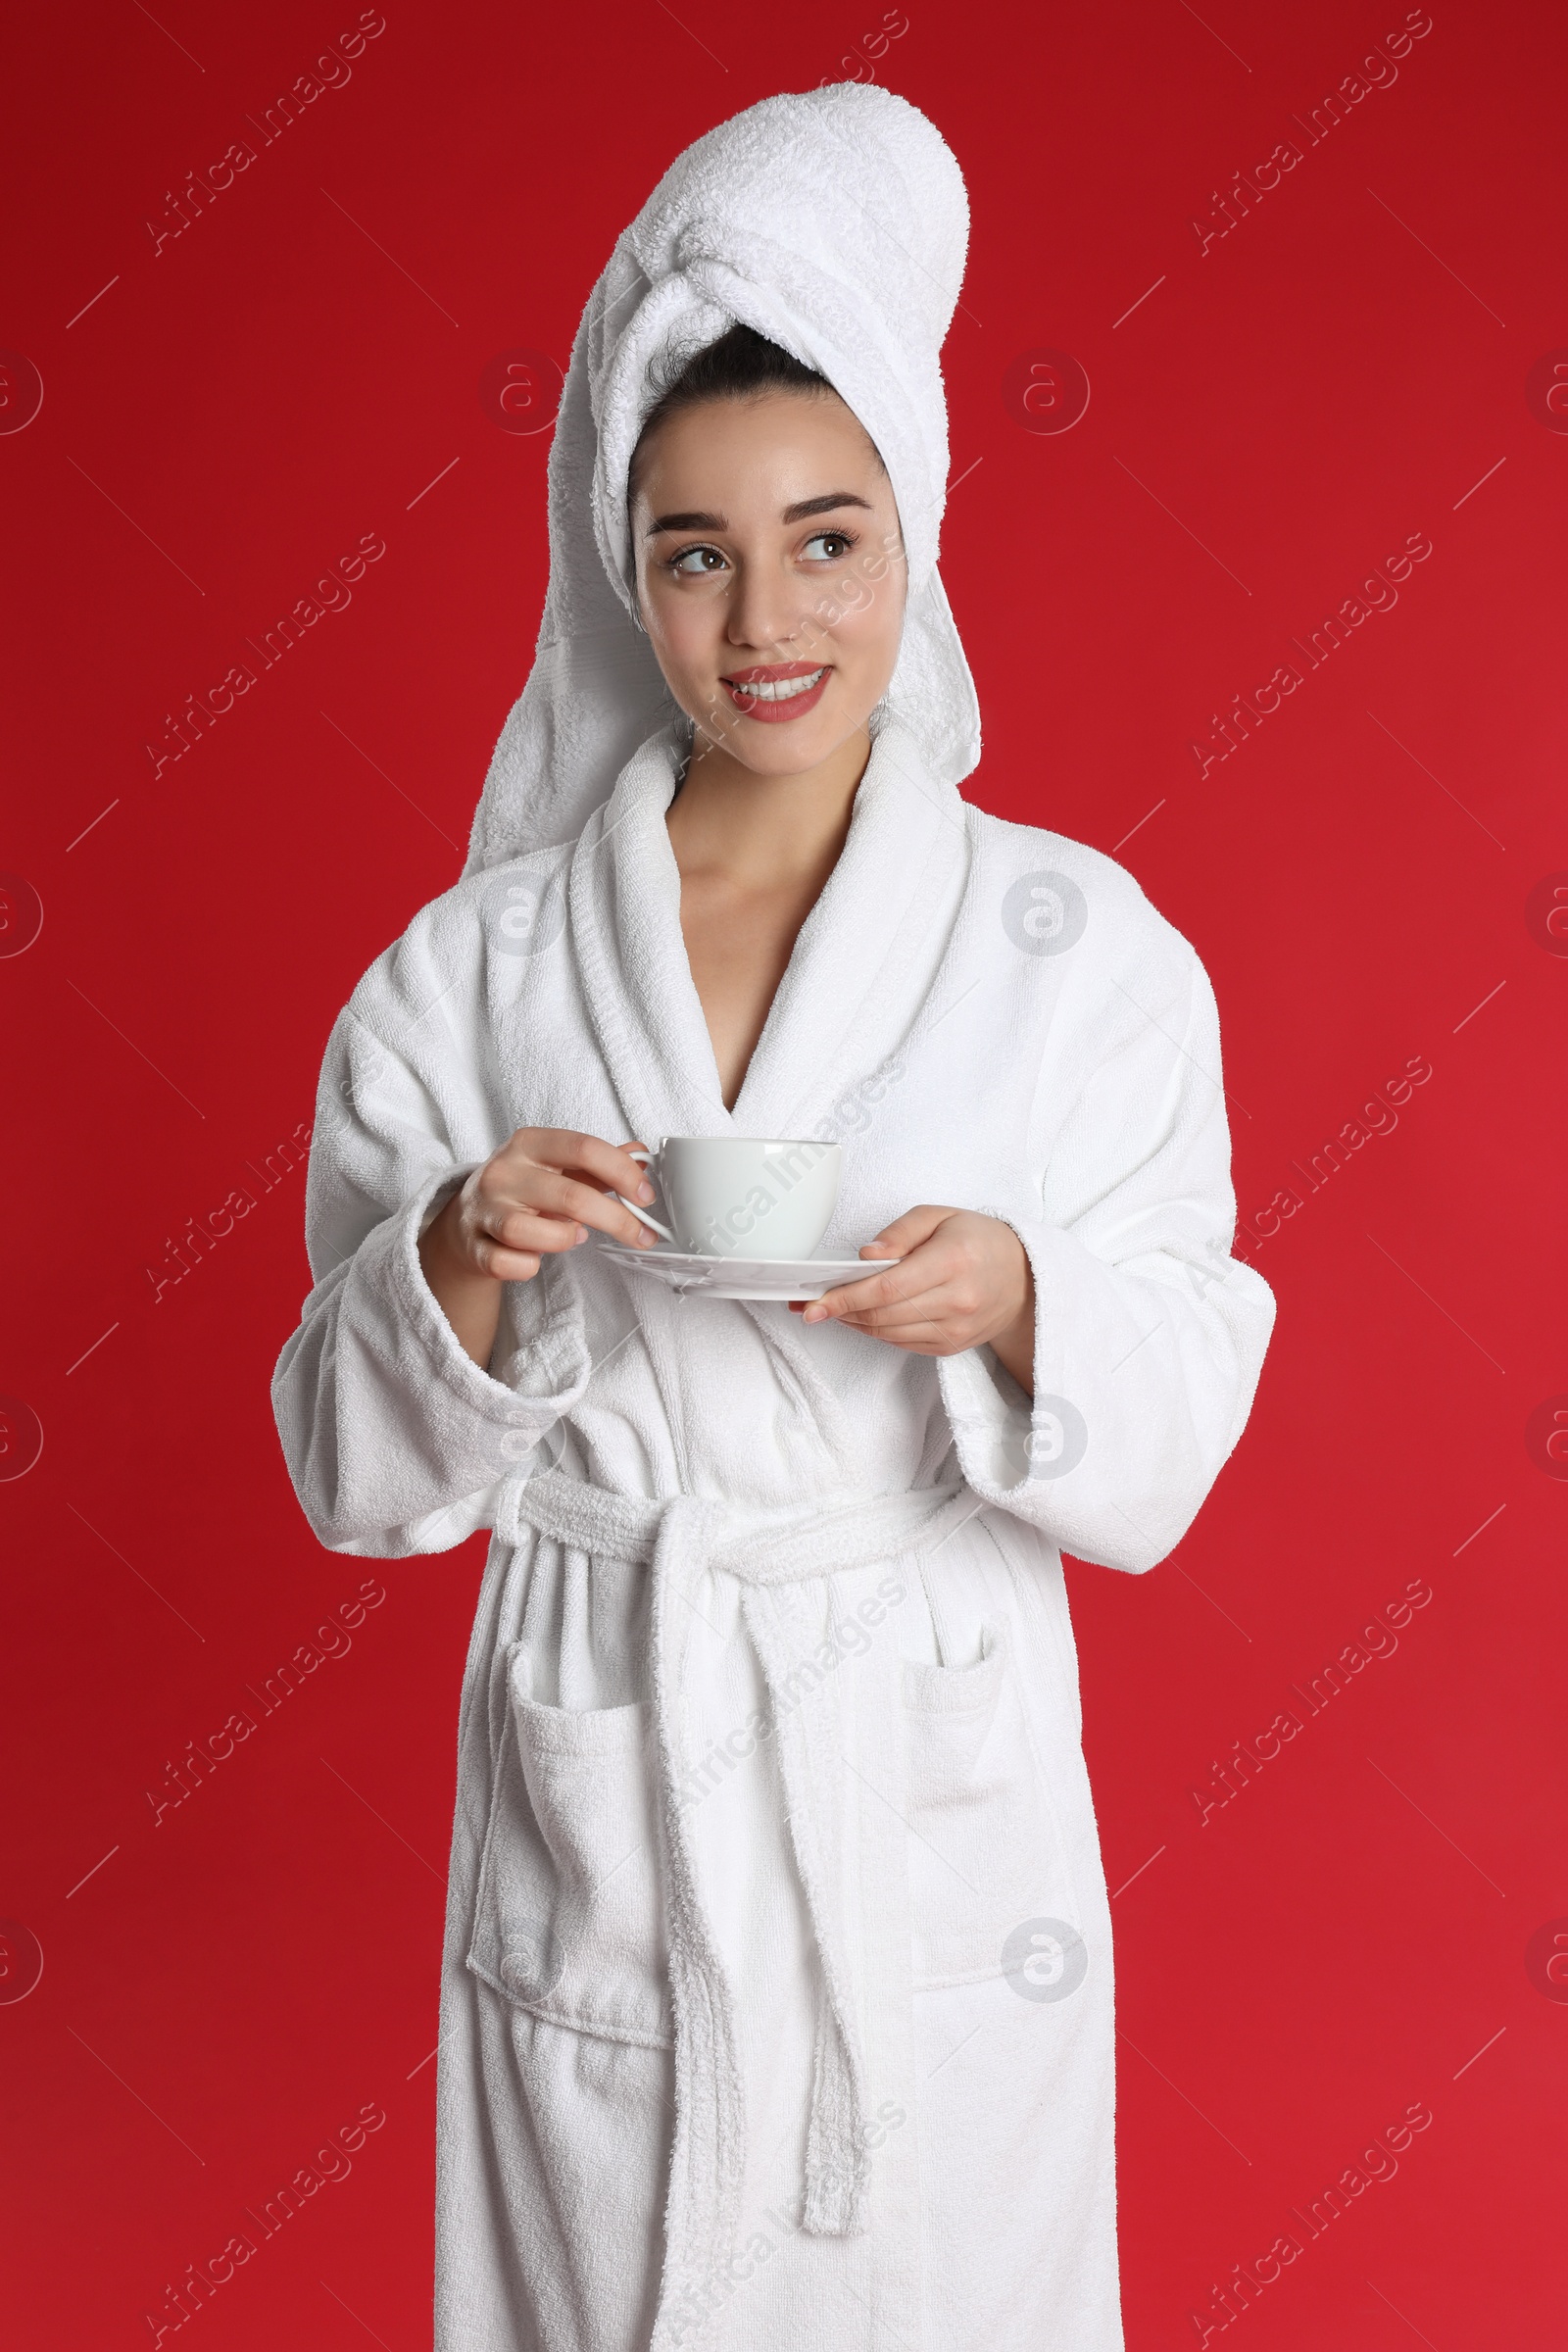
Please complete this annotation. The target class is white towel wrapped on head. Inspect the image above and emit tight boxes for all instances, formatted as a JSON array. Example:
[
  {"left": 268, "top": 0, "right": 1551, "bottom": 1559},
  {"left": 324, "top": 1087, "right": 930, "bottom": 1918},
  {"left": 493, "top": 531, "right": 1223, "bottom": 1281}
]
[{"left": 464, "top": 82, "right": 982, "bottom": 876}]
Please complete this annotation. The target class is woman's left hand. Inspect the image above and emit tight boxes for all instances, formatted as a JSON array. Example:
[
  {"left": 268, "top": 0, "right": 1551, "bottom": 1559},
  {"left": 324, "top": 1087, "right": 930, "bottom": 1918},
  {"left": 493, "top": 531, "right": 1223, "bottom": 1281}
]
[{"left": 795, "top": 1206, "right": 1036, "bottom": 1392}]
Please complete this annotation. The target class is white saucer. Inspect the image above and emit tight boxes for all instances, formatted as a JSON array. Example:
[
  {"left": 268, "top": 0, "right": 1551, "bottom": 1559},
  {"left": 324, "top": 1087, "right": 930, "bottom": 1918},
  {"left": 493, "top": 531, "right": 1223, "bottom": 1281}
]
[{"left": 597, "top": 1242, "right": 899, "bottom": 1301}]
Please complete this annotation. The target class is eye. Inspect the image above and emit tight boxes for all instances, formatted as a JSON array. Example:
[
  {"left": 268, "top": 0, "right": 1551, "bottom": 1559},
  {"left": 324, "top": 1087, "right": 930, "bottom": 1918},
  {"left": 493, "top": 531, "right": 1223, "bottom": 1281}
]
[
  {"left": 666, "top": 543, "right": 728, "bottom": 576},
  {"left": 803, "top": 529, "right": 857, "bottom": 562}
]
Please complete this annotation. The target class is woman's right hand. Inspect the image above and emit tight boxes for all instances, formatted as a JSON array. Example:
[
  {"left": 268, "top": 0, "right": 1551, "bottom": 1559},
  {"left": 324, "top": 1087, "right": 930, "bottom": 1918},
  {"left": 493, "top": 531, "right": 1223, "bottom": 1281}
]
[{"left": 417, "top": 1129, "right": 658, "bottom": 1365}]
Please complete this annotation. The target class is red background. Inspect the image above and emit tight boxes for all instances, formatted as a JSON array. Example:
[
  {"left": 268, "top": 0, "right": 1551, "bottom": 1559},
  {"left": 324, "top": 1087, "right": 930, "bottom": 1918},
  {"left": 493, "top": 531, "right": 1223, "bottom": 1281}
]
[{"left": 2, "top": 1, "right": 1564, "bottom": 2343}]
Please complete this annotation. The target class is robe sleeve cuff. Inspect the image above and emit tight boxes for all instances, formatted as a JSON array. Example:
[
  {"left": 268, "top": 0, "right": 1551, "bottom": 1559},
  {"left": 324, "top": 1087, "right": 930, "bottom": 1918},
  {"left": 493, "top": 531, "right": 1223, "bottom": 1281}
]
[
  {"left": 365, "top": 1163, "right": 594, "bottom": 1455},
  {"left": 934, "top": 1206, "right": 1274, "bottom": 1574},
  {"left": 272, "top": 1166, "right": 593, "bottom": 1555},
  {"left": 935, "top": 1208, "right": 1060, "bottom": 1504}
]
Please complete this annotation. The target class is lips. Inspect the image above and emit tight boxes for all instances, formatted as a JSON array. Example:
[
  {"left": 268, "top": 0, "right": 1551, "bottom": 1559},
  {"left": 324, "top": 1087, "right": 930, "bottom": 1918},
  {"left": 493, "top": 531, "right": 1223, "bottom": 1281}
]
[{"left": 720, "top": 661, "right": 831, "bottom": 722}]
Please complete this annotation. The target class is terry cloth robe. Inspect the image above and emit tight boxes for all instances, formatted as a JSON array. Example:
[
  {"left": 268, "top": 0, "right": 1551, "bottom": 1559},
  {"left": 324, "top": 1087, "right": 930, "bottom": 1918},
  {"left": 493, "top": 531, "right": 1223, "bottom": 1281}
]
[{"left": 270, "top": 711, "right": 1277, "bottom": 2352}]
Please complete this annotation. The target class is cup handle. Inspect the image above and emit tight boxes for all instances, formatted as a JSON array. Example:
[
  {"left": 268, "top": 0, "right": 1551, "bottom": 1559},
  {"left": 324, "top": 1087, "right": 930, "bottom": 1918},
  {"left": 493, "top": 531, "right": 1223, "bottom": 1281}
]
[{"left": 613, "top": 1148, "right": 674, "bottom": 1245}]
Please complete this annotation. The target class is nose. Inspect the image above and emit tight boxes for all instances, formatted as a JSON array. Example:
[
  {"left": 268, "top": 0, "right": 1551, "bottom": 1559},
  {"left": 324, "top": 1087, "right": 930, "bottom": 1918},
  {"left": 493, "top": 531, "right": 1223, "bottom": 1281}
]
[{"left": 722, "top": 555, "right": 815, "bottom": 661}]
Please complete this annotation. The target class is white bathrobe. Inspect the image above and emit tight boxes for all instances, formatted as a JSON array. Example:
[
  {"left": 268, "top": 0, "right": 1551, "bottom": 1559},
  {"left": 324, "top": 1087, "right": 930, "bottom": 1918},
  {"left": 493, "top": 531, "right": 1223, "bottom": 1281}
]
[{"left": 271, "top": 713, "right": 1275, "bottom": 2351}]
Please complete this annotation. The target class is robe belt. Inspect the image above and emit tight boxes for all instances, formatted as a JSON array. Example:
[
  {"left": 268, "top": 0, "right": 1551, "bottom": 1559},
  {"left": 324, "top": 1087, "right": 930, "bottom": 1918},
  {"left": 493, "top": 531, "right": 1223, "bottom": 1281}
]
[{"left": 496, "top": 1466, "right": 973, "bottom": 2350}]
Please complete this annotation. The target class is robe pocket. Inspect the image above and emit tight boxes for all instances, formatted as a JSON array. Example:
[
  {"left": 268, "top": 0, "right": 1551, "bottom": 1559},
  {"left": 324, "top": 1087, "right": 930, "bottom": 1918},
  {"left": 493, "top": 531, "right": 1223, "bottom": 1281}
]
[
  {"left": 466, "top": 1646, "right": 673, "bottom": 2048},
  {"left": 902, "top": 1618, "right": 1078, "bottom": 1990}
]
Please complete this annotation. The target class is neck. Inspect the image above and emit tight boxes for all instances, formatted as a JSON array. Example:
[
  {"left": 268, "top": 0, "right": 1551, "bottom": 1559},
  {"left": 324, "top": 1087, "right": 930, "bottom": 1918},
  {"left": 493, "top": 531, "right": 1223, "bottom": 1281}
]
[{"left": 664, "top": 722, "right": 873, "bottom": 888}]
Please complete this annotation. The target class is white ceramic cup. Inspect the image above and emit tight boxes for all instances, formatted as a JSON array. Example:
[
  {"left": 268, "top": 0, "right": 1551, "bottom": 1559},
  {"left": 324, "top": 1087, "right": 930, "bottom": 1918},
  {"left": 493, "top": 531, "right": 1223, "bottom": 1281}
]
[{"left": 616, "top": 1137, "right": 842, "bottom": 1260}]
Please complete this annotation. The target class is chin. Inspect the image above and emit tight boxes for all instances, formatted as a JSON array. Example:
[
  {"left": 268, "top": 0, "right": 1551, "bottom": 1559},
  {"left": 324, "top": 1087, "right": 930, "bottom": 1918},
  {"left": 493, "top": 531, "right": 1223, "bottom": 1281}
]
[
  {"left": 709, "top": 724, "right": 864, "bottom": 780},
  {"left": 742, "top": 725, "right": 850, "bottom": 774},
  {"left": 689, "top": 682, "right": 878, "bottom": 774}
]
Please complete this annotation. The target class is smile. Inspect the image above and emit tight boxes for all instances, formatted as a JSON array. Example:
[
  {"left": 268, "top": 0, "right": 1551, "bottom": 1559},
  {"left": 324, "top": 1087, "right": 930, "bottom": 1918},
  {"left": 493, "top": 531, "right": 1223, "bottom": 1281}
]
[{"left": 721, "top": 663, "right": 830, "bottom": 721}]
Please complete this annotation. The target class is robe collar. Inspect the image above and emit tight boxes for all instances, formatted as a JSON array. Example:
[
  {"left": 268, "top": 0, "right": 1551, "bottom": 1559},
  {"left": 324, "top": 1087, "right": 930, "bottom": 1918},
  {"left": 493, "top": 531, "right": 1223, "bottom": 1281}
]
[{"left": 566, "top": 713, "right": 970, "bottom": 1151}]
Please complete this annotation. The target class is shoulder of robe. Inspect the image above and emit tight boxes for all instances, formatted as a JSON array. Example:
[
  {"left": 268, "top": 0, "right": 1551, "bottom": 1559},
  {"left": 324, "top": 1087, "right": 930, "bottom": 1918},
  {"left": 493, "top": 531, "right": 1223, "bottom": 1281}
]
[
  {"left": 341, "top": 842, "right": 576, "bottom": 1044},
  {"left": 964, "top": 803, "right": 1204, "bottom": 1005}
]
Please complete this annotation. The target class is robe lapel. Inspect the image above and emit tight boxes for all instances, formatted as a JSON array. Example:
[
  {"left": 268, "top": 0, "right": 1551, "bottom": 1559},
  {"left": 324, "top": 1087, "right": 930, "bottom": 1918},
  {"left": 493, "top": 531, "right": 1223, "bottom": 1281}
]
[
  {"left": 730, "top": 716, "right": 971, "bottom": 1141},
  {"left": 568, "top": 711, "right": 972, "bottom": 1152},
  {"left": 567, "top": 721, "right": 734, "bottom": 1150}
]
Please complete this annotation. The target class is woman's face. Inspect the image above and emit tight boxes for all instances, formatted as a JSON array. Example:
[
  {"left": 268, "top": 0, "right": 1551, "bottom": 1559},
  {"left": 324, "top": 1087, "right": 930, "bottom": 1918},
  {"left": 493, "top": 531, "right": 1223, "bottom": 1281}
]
[{"left": 630, "top": 388, "right": 907, "bottom": 775}]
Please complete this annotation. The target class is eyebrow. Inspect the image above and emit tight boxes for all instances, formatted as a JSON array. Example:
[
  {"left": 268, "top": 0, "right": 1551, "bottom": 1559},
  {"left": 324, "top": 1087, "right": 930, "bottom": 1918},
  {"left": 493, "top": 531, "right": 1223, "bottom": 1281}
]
[{"left": 643, "top": 490, "right": 873, "bottom": 538}]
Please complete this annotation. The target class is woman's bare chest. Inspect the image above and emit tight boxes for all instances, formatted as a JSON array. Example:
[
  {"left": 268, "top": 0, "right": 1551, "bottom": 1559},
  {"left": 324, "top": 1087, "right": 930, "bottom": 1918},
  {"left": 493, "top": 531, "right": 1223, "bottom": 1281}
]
[{"left": 676, "top": 869, "right": 823, "bottom": 1110}]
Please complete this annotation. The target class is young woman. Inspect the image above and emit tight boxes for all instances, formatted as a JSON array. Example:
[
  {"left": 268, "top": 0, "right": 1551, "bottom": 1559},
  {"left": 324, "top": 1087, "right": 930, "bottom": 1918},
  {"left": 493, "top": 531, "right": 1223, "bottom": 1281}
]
[{"left": 272, "top": 85, "right": 1274, "bottom": 2352}]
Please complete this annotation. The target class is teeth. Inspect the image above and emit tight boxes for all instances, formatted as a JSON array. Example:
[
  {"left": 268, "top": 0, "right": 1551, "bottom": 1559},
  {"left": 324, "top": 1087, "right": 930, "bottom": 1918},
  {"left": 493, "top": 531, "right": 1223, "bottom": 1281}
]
[{"left": 728, "top": 667, "right": 826, "bottom": 702}]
